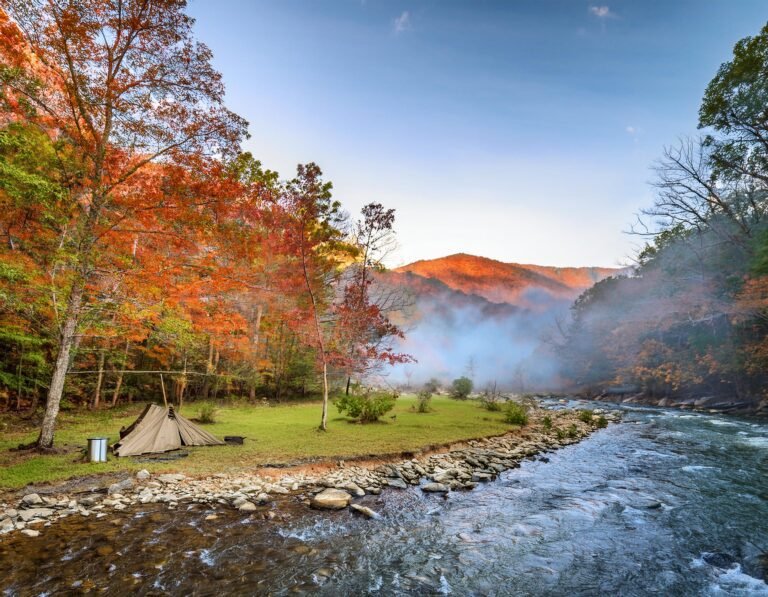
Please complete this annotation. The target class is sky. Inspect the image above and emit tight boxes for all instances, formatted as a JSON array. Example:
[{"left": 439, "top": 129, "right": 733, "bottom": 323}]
[{"left": 187, "top": 0, "right": 768, "bottom": 268}]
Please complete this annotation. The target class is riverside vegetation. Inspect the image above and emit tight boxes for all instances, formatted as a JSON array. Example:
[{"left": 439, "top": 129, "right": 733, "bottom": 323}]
[{"left": 0, "top": 401, "right": 620, "bottom": 538}]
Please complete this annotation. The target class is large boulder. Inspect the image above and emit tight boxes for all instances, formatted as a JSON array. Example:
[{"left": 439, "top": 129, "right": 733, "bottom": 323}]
[{"left": 310, "top": 489, "right": 351, "bottom": 510}]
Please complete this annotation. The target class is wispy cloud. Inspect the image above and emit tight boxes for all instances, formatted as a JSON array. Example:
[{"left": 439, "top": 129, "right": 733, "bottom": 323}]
[
  {"left": 589, "top": 5, "right": 616, "bottom": 19},
  {"left": 625, "top": 125, "right": 636, "bottom": 135},
  {"left": 393, "top": 11, "right": 411, "bottom": 34}
]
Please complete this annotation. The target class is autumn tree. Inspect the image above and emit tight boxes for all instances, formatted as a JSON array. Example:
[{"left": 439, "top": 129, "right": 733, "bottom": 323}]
[
  {"left": 334, "top": 202, "right": 412, "bottom": 393},
  {"left": 282, "top": 163, "right": 346, "bottom": 431},
  {"left": 0, "top": 0, "right": 247, "bottom": 447}
]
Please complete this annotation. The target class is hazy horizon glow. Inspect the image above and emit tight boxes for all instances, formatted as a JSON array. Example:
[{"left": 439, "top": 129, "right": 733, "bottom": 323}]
[{"left": 188, "top": 0, "right": 768, "bottom": 268}]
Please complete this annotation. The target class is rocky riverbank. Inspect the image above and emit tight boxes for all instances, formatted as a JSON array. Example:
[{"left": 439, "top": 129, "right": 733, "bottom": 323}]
[
  {"left": 0, "top": 407, "right": 621, "bottom": 538},
  {"left": 588, "top": 391, "right": 768, "bottom": 416}
]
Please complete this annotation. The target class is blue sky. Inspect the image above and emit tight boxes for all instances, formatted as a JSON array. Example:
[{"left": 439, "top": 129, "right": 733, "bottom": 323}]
[{"left": 188, "top": 0, "right": 768, "bottom": 267}]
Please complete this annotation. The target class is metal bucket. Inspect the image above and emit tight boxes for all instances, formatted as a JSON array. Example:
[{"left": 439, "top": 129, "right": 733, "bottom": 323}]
[{"left": 87, "top": 437, "right": 109, "bottom": 463}]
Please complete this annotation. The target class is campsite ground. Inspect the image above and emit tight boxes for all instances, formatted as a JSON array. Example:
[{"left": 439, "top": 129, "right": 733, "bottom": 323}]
[{"left": 0, "top": 396, "right": 517, "bottom": 492}]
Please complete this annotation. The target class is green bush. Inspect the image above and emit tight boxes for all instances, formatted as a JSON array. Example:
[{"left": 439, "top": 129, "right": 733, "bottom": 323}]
[
  {"left": 595, "top": 415, "right": 608, "bottom": 428},
  {"left": 480, "top": 395, "right": 502, "bottom": 411},
  {"left": 198, "top": 403, "right": 217, "bottom": 424},
  {"left": 504, "top": 401, "right": 529, "bottom": 426},
  {"left": 555, "top": 428, "right": 566, "bottom": 440},
  {"left": 451, "top": 376, "right": 473, "bottom": 399},
  {"left": 335, "top": 390, "right": 398, "bottom": 423},
  {"left": 567, "top": 424, "right": 579, "bottom": 438},
  {"left": 542, "top": 415, "right": 552, "bottom": 430},
  {"left": 415, "top": 388, "right": 433, "bottom": 413},
  {"left": 578, "top": 410, "right": 593, "bottom": 424}
]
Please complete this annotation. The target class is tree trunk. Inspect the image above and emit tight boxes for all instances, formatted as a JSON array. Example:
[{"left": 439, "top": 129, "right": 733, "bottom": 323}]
[
  {"left": 178, "top": 356, "right": 188, "bottom": 411},
  {"left": 37, "top": 280, "right": 84, "bottom": 449},
  {"left": 345, "top": 375, "right": 351, "bottom": 396},
  {"left": 15, "top": 342, "right": 24, "bottom": 411},
  {"left": 202, "top": 337, "right": 214, "bottom": 399},
  {"left": 92, "top": 347, "right": 106, "bottom": 409},
  {"left": 111, "top": 341, "right": 130, "bottom": 406}
]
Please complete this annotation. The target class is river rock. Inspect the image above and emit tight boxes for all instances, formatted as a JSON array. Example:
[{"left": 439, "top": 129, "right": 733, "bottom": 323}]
[
  {"left": 18, "top": 508, "right": 54, "bottom": 522},
  {"left": 79, "top": 496, "right": 102, "bottom": 507},
  {"left": 238, "top": 501, "right": 257, "bottom": 512},
  {"left": 0, "top": 519, "right": 15, "bottom": 534},
  {"left": 471, "top": 472, "right": 494, "bottom": 482},
  {"left": 158, "top": 473, "right": 186, "bottom": 484},
  {"left": 20, "top": 529, "right": 40, "bottom": 538},
  {"left": 350, "top": 504, "right": 380, "bottom": 519},
  {"left": 342, "top": 482, "right": 365, "bottom": 497},
  {"left": 136, "top": 469, "right": 151, "bottom": 480},
  {"left": 21, "top": 493, "right": 43, "bottom": 507},
  {"left": 310, "top": 489, "right": 351, "bottom": 510},
  {"left": 702, "top": 552, "right": 736, "bottom": 569},
  {"left": 422, "top": 483, "right": 449, "bottom": 493},
  {"left": 386, "top": 478, "right": 408, "bottom": 490},
  {"left": 108, "top": 478, "right": 134, "bottom": 494}
]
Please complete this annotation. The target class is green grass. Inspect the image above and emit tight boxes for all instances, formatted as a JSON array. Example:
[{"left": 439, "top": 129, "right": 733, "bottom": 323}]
[{"left": 0, "top": 396, "right": 517, "bottom": 490}]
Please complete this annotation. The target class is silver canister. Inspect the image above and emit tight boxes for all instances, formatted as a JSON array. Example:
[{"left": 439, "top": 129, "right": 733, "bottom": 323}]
[{"left": 87, "top": 437, "right": 109, "bottom": 462}]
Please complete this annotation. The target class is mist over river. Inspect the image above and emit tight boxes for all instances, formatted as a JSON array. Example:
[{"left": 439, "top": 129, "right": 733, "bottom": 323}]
[{"left": 2, "top": 401, "right": 767, "bottom": 596}]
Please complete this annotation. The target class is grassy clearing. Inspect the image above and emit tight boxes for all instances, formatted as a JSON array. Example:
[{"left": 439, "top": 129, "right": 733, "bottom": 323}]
[{"left": 0, "top": 395, "right": 517, "bottom": 491}]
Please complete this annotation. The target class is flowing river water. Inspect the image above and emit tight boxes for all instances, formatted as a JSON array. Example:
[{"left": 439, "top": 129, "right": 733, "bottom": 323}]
[{"left": 1, "top": 402, "right": 767, "bottom": 596}]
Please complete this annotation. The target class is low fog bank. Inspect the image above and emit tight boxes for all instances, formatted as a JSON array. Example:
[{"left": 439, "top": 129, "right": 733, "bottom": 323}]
[{"left": 386, "top": 293, "right": 571, "bottom": 392}]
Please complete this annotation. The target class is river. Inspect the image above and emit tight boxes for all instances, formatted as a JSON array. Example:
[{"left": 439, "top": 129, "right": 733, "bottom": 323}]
[{"left": 1, "top": 402, "right": 767, "bottom": 596}]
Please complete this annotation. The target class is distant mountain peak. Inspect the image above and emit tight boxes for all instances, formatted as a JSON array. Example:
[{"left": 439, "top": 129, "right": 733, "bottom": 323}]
[{"left": 394, "top": 253, "right": 622, "bottom": 308}]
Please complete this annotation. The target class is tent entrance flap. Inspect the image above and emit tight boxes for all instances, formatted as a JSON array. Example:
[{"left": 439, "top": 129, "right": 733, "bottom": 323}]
[{"left": 113, "top": 404, "right": 224, "bottom": 457}]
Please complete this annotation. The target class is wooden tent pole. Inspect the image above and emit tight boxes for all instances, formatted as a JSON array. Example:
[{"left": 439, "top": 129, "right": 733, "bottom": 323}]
[{"left": 160, "top": 374, "right": 168, "bottom": 409}]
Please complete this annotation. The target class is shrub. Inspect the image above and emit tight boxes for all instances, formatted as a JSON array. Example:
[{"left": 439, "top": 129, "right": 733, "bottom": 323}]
[
  {"left": 542, "top": 415, "right": 552, "bottom": 430},
  {"left": 480, "top": 381, "right": 503, "bottom": 411},
  {"left": 451, "top": 376, "right": 473, "bottom": 399},
  {"left": 567, "top": 424, "right": 579, "bottom": 438},
  {"left": 578, "top": 410, "right": 593, "bottom": 424},
  {"left": 480, "top": 395, "right": 502, "bottom": 411},
  {"left": 335, "top": 389, "right": 398, "bottom": 423},
  {"left": 198, "top": 403, "right": 217, "bottom": 424},
  {"left": 595, "top": 415, "right": 608, "bottom": 429},
  {"left": 504, "top": 401, "right": 529, "bottom": 426},
  {"left": 415, "top": 387, "right": 433, "bottom": 413},
  {"left": 555, "top": 428, "right": 566, "bottom": 440}
]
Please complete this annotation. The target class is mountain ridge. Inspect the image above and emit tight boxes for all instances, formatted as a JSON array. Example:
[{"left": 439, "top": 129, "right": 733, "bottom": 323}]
[{"left": 394, "top": 253, "right": 622, "bottom": 308}]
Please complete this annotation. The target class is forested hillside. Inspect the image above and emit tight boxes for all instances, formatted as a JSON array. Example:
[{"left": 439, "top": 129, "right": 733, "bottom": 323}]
[
  {"left": 0, "top": 2, "right": 409, "bottom": 445},
  {"left": 561, "top": 24, "right": 768, "bottom": 414}
]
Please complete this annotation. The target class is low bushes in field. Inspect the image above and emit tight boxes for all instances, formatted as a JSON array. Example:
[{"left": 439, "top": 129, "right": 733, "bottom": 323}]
[
  {"left": 334, "top": 388, "right": 398, "bottom": 423},
  {"left": 198, "top": 403, "right": 217, "bottom": 424},
  {"left": 504, "top": 401, "right": 529, "bottom": 426},
  {"left": 451, "top": 376, "right": 473, "bottom": 399}
]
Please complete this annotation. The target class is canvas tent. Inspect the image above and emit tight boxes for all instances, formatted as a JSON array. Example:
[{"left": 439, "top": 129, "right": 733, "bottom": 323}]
[{"left": 113, "top": 404, "right": 224, "bottom": 457}]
